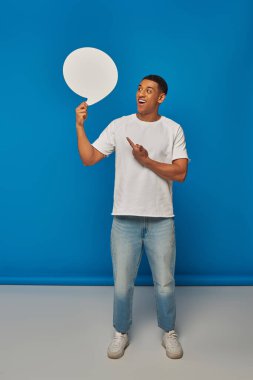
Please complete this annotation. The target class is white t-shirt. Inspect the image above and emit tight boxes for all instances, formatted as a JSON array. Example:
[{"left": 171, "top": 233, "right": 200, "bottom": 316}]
[{"left": 91, "top": 113, "right": 189, "bottom": 217}]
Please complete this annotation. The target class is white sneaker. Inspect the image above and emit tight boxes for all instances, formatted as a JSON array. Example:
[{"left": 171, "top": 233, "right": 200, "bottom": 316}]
[
  {"left": 107, "top": 330, "right": 129, "bottom": 359},
  {"left": 162, "top": 330, "right": 183, "bottom": 359}
]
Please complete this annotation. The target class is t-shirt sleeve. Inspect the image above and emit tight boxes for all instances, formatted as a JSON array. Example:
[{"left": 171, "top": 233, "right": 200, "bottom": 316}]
[
  {"left": 91, "top": 120, "right": 116, "bottom": 158},
  {"left": 172, "top": 125, "right": 189, "bottom": 161}
]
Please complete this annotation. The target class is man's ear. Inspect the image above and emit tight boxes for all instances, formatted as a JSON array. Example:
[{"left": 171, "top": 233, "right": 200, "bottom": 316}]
[{"left": 158, "top": 93, "right": 166, "bottom": 104}]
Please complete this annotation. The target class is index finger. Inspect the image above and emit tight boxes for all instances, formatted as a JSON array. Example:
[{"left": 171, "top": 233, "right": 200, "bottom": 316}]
[{"left": 126, "top": 137, "right": 135, "bottom": 148}]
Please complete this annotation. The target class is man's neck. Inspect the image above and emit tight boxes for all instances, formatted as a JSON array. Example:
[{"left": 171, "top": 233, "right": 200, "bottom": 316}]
[{"left": 136, "top": 112, "right": 161, "bottom": 122}]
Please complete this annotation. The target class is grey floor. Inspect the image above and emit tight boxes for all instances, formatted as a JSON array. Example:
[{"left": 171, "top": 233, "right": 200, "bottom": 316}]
[{"left": 0, "top": 285, "right": 252, "bottom": 380}]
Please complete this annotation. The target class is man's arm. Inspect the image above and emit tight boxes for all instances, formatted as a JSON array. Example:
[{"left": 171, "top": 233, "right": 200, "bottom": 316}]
[
  {"left": 143, "top": 157, "right": 188, "bottom": 182},
  {"left": 76, "top": 124, "right": 106, "bottom": 166},
  {"left": 126, "top": 137, "right": 188, "bottom": 182},
  {"left": 75, "top": 101, "right": 106, "bottom": 166}
]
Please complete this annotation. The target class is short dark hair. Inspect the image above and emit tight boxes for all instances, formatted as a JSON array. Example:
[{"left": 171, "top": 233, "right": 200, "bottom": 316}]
[{"left": 141, "top": 74, "right": 168, "bottom": 95}]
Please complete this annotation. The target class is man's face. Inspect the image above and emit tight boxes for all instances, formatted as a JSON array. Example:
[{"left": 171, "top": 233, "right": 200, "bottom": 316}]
[{"left": 136, "top": 79, "right": 166, "bottom": 114}]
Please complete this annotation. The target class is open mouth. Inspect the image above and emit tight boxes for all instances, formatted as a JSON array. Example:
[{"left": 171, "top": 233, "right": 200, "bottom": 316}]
[{"left": 138, "top": 99, "right": 146, "bottom": 105}]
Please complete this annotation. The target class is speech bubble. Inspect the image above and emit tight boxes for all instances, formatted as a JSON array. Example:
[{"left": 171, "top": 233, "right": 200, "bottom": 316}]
[{"left": 63, "top": 47, "right": 118, "bottom": 105}]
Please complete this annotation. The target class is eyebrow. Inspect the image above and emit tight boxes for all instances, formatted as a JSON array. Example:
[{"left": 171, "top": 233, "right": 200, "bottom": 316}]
[{"left": 138, "top": 85, "right": 154, "bottom": 89}]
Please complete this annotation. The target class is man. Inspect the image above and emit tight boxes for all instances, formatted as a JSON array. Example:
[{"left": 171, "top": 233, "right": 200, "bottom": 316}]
[{"left": 75, "top": 74, "right": 189, "bottom": 359}]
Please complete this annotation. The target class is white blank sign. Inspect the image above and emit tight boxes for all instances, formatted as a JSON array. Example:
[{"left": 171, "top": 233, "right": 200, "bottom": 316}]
[{"left": 63, "top": 47, "right": 118, "bottom": 105}]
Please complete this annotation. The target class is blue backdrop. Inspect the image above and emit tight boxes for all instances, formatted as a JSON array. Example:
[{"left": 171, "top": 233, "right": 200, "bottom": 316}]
[{"left": 0, "top": 0, "right": 252, "bottom": 285}]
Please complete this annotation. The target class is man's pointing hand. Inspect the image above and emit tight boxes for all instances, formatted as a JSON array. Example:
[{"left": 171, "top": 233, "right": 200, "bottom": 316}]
[{"left": 126, "top": 137, "right": 149, "bottom": 166}]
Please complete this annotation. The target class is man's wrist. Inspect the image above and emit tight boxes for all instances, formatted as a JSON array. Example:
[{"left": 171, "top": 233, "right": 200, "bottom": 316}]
[
  {"left": 143, "top": 156, "right": 152, "bottom": 167},
  {"left": 76, "top": 121, "right": 84, "bottom": 129}
]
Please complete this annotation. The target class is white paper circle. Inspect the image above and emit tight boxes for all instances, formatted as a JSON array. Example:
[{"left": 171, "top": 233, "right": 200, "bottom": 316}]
[{"left": 63, "top": 47, "right": 118, "bottom": 105}]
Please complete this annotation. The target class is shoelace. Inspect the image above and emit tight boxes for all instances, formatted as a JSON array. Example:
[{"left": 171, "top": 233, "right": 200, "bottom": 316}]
[
  {"left": 165, "top": 331, "right": 179, "bottom": 347},
  {"left": 112, "top": 333, "right": 126, "bottom": 348}
]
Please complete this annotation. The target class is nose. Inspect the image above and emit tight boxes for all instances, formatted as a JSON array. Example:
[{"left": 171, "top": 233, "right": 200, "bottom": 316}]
[{"left": 138, "top": 88, "right": 146, "bottom": 96}]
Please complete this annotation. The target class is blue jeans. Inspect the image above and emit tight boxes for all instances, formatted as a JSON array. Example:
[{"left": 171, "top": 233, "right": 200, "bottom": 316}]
[{"left": 110, "top": 215, "right": 176, "bottom": 334}]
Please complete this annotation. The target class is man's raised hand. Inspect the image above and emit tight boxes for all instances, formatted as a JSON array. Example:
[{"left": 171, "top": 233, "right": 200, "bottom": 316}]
[{"left": 75, "top": 101, "right": 88, "bottom": 126}]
